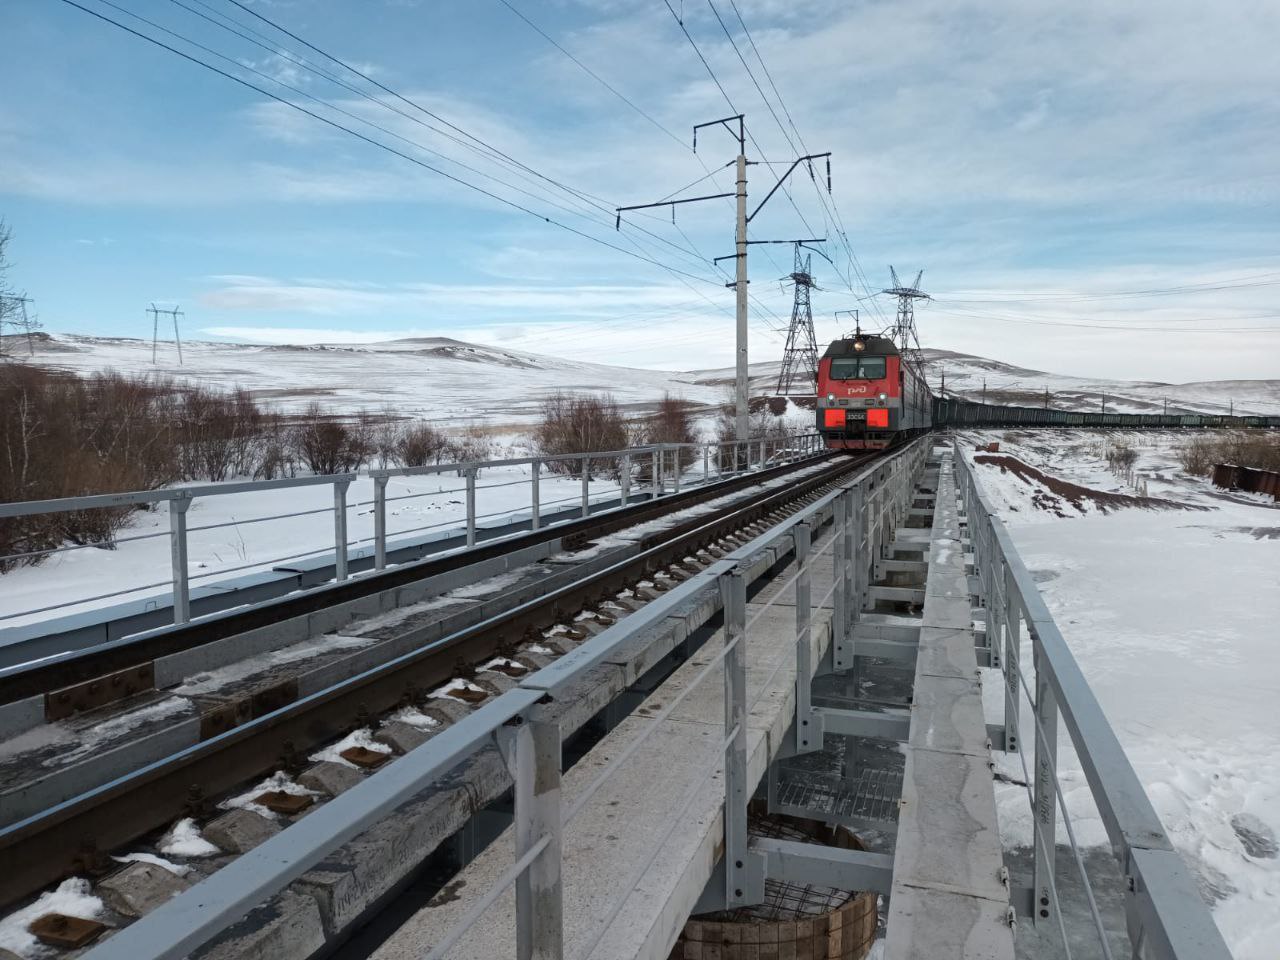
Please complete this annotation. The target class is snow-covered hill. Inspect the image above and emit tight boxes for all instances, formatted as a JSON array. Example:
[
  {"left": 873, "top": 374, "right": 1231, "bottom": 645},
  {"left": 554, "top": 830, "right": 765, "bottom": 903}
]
[
  {"left": 917, "top": 348, "right": 1280, "bottom": 416},
  {"left": 18, "top": 334, "right": 729, "bottom": 424},
  {"left": 15, "top": 333, "right": 1279, "bottom": 420}
]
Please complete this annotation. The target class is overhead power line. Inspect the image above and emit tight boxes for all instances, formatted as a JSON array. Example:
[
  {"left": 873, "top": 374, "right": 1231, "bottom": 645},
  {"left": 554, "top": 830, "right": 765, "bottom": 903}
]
[
  {"left": 58, "top": 0, "right": 727, "bottom": 289},
  {"left": 167, "top": 0, "right": 726, "bottom": 273}
]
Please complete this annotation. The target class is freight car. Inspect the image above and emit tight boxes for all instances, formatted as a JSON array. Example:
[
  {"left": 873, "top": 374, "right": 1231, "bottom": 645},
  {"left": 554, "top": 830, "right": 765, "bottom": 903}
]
[{"left": 932, "top": 396, "right": 1280, "bottom": 430}]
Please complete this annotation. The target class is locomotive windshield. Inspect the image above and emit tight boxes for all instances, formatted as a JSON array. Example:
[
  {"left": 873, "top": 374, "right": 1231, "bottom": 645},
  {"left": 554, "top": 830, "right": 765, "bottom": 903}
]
[{"left": 829, "top": 357, "right": 887, "bottom": 380}]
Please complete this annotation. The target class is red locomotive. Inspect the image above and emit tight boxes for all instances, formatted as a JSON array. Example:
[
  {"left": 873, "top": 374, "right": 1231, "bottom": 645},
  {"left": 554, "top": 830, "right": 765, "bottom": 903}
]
[{"left": 815, "top": 333, "right": 932, "bottom": 449}]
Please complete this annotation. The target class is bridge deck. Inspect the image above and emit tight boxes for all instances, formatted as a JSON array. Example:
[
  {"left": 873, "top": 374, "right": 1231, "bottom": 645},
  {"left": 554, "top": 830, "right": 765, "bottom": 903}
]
[
  {"left": 371, "top": 535, "right": 840, "bottom": 960},
  {"left": 883, "top": 450, "right": 1014, "bottom": 959}
]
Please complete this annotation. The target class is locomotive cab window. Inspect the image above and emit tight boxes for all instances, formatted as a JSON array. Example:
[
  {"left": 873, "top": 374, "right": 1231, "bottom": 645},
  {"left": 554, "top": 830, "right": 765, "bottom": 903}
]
[{"left": 829, "top": 357, "right": 887, "bottom": 380}]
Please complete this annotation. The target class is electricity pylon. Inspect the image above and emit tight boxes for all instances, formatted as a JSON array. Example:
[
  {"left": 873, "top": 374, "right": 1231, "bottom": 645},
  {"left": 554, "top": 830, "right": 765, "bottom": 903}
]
[
  {"left": 775, "top": 243, "right": 820, "bottom": 396},
  {"left": 881, "top": 266, "right": 929, "bottom": 368},
  {"left": 148, "top": 303, "right": 185, "bottom": 365}
]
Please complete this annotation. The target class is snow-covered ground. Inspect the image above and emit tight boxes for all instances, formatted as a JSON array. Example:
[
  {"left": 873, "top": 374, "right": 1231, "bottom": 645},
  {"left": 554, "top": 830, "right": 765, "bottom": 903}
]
[
  {"left": 22, "top": 333, "right": 729, "bottom": 423},
  {"left": 22, "top": 332, "right": 1280, "bottom": 420},
  {"left": 962, "top": 429, "right": 1279, "bottom": 958}
]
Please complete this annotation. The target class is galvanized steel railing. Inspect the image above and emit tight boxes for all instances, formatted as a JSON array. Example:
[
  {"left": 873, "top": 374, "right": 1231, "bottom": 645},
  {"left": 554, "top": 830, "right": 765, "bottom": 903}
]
[
  {"left": 956, "top": 443, "right": 1232, "bottom": 960},
  {"left": 75, "top": 440, "right": 925, "bottom": 960},
  {"left": 0, "top": 434, "right": 824, "bottom": 629}
]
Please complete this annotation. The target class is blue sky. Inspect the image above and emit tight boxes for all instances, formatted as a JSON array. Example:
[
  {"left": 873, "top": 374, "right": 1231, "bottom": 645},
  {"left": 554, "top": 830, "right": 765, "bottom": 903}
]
[{"left": 2, "top": 0, "right": 1279, "bottom": 380}]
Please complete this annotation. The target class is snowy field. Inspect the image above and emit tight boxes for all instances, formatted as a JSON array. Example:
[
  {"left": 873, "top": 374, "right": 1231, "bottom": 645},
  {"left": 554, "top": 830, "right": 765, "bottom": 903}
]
[
  {"left": 962, "top": 428, "right": 1279, "bottom": 957},
  {"left": 0, "top": 444, "right": 634, "bottom": 630},
  {"left": 23, "top": 332, "right": 1280, "bottom": 421},
  {"left": 23, "top": 334, "right": 730, "bottom": 423}
]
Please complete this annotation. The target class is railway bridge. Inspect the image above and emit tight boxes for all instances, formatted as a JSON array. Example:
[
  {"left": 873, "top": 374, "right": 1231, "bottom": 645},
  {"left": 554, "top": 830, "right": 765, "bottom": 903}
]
[{"left": 0, "top": 434, "right": 1236, "bottom": 960}]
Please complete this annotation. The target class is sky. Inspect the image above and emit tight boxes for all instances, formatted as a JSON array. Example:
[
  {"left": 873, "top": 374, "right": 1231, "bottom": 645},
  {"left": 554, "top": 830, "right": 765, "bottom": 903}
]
[{"left": 1, "top": 0, "right": 1279, "bottom": 382}]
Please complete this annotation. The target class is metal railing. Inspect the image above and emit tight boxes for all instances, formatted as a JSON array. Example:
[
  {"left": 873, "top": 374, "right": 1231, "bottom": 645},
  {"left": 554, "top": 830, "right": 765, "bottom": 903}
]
[
  {"left": 956, "top": 443, "right": 1232, "bottom": 959},
  {"left": 77, "top": 439, "right": 924, "bottom": 960},
  {"left": 0, "top": 434, "right": 824, "bottom": 630}
]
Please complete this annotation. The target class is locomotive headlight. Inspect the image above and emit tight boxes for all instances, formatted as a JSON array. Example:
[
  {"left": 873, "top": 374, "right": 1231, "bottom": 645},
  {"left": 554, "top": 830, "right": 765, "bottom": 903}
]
[
  {"left": 826, "top": 393, "right": 835, "bottom": 402},
  {"left": 853, "top": 340, "right": 865, "bottom": 352},
  {"left": 878, "top": 392, "right": 887, "bottom": 401}
]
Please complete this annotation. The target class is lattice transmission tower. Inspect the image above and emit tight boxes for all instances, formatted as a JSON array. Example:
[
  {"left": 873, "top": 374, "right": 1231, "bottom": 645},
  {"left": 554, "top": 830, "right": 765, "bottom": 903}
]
[
  {"left": 881, "top": 266, "right": 930, "bottom": 368},
  {"left": 775, "top": 244, "right": 821, "bottom": 396},
  {"left": 148, "top": 303, "right": 185, "bottom": 365}
]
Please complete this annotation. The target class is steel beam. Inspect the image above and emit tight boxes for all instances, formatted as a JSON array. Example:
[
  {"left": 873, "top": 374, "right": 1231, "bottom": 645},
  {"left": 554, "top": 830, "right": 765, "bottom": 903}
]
[
  {"left": 814, "top": 706, "right": 911, "bottom": 742},
  {"left": 751, "top": 836, "right": 895, "bottom": 894}
]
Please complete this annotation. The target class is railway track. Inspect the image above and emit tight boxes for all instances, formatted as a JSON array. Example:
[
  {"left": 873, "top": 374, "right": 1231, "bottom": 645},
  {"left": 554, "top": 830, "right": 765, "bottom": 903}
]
[{"left": 0, "top": 450, "right": 881, "bottom": 937}]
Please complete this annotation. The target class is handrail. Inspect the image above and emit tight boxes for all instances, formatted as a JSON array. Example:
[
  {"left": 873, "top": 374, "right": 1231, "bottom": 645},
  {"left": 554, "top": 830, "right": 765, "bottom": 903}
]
[
  {"left": 954, "top": 442, "right": 1232, "bottom": 959},
  {"left": 0, "top": 434, "right": 826, "bottom": 631},
  {"left": 78, "top": 439, "right": 925, "bottom": 960}
]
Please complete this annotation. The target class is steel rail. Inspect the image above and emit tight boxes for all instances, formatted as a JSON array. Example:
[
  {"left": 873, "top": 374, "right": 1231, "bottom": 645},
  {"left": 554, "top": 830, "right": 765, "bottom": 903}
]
[{"left": 0, "top": 453, "right": 875, "bottom": 909}]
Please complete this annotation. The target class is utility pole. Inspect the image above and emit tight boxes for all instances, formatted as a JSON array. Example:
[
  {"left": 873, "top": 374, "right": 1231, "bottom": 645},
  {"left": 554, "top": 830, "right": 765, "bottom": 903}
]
[
  {"left": 1229, "top": 398, "right": 1233, "bottom": 417},
  {"left": 1101, "top": 395, "right": 1107, "bottom": 414},
  {"left": 617, "top": 115, "right": 832, "bottom": 441},
  {"left": 940, "top": 369, "right": 946, "bottom": 397},
  {"left": 148, "top": 303, "right": 185, "bottom": 365},
  {"left": 1163, "top": 398, "right": 1168, "bottom": 416},
  {"left": 733, "top": 141, "right": 749, "bottom": 442},
  {"left": 1044, "top": 388, "right": 1050, "bottom": 410},
  {"left": 981, "top": 377, "right": 987, "bottom": 405}
]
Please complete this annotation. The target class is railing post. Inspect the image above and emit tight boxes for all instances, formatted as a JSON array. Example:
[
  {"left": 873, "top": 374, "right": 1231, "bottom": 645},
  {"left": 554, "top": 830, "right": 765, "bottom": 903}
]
[
  {"left": 842, "top": 488, "right": 856, "bottom": 631},
  {"left": 672, "top": 446, "right": 681, "bottom": 494},
  {"left": 719, "top": 568, "right": 760, "bottom": 906},
  {"left": 168, "top": 493, "right": 192, "bottom": 625},
  {"left": 1032, "top": 638, "right": 1059, "bottom": 928},
  {"left": 792, "top": 521, "right": 818, "bottom": 753},
  {"left": 581, "top": 456, "right": 590, "bottom": 518},
  {"left": 498, "top": 711, "right": 563, "bottom": 960},
  {"left": 333, "top": 479, "right": 350, "bottom": 582},
  {"left": 373, "top": 475, "right": 388, "bottom": 570},
  {"left": 653, "top": 448, "right": 662, "bottom": 499},
  {"left": 851, "top": 483, "right": 866, "bottom": 613},
  {"left": 833, "top": 493, "right": 850, "bottom": 671},
  {"left": 465, "top": 467, "right": 477, "bottom": 548},
  {"left": 620, "top": 454, "right": 630, "bottom": 506},
  {"left": 703, "top": 444, "right": 710, "bottom": 482},
  {"left": 758, "top": 438, "right": 766, "bottom": 469},
  {"left": 531, "top": 460, "right": 541, "bottom": 531},
  {"left": 1003, "top": 564, "right": 1021, "bottom": 753}
]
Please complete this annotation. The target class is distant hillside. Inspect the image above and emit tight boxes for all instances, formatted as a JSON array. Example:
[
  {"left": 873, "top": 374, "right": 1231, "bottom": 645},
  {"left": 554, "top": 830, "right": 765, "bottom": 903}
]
[
  {"left": 917, "top": 348, "right": 1280, "bottom": 415},
  {"left": 17, "top": 333, "right": 726, "bottom": 425},
  {"left": 14, "top": 333, "right": 1278, "bottom": 421}
]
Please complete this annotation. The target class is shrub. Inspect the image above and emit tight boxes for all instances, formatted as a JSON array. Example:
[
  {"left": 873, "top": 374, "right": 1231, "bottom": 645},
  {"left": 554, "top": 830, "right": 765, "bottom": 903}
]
[
  {"left": 644, "top": 393, "right": 698, "bottom": 469},
  {"left": 445, "top": 424, "right": 494, "bottom": 465},
  {"left": 291, "top": 403, "right": 371, "bottom": 474},
  {"left": 0, "top": 366, "right": 179, "bottom": 568},
  {"left": 396, "top": 422, "right": 450, "bottom": 467},
  {"left": 712, "top": 400, "right": 797, "bottom": 467},
  {"left": 1177, "top": 430, "right": 1280, "bottom": 477},
  {"left": 534, "top": 393, "right": 628, "bottom": 477}
]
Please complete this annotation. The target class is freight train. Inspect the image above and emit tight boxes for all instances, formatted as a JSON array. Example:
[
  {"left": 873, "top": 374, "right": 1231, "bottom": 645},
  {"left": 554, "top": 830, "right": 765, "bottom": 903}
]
[{"left": 815, "top": 333, "right": 1280, "bottom": 450}]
